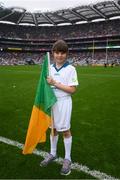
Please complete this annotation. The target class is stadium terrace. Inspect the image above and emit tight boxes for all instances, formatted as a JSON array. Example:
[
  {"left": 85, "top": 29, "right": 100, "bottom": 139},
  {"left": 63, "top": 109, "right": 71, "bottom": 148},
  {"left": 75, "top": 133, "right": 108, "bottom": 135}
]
[{"left": 0, "top": 0, "right": 120, "bottom": 66}]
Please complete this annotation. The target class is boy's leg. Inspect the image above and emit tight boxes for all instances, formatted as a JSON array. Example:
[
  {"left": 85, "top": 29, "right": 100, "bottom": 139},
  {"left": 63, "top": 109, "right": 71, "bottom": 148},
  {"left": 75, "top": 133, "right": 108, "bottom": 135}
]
[
  {"left": 61, "top": 130, "right": 72, "bottom": 175},
  {"left": 50, "top": 132, "right": 59, "bottom": 157},
  {"left": 40, "top": 129, "right": 58, "bottom": 167},
  {"left": 63, "top": 130, "right": 72, "bottom": 161}
]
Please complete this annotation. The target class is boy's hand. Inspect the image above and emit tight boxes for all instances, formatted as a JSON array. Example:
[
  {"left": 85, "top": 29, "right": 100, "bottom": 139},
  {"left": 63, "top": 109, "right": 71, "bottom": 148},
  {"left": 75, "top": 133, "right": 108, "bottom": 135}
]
[
  {"left": 47, "top": 76, "right": 76, "bottom": 93},
  {"left": 47, "top": 76, "right": 56, "bottom": 86}
]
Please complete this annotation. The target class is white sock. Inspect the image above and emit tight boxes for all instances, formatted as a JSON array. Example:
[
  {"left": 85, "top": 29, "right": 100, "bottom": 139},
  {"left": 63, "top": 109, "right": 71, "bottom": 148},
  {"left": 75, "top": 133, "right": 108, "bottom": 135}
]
[
  {"left": 50, "top": 135, "right": 58, "bottom": 157},
  {"left": 64, "top": 136, "right": 72, "bottom": 162}
]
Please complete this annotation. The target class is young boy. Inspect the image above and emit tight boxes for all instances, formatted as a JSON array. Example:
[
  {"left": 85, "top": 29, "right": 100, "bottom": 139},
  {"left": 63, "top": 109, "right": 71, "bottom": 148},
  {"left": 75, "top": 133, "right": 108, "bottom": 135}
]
[{"left": 40, "top": 40, "right": 78, "bottom": 175}]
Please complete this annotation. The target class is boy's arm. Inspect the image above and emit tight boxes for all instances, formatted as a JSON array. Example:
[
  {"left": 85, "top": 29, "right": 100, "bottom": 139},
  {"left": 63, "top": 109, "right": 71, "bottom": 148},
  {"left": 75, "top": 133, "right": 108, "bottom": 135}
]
[
  {"left": 47, "top": 77, "right": 76, "bottom": 94},
  {"left": 54, "top": 82, "right": 76, "bottom": 94}
]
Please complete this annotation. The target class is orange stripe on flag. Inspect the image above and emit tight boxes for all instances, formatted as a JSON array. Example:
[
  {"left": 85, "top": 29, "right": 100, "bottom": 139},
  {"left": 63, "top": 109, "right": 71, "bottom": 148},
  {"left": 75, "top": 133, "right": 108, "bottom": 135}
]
[{"left": 23, "top": 105, "right": 51, "bottom": 154}]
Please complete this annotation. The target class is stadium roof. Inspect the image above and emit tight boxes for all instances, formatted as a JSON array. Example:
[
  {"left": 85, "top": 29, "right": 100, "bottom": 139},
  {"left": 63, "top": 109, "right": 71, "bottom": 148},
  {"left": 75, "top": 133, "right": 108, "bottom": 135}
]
[{"left": 0, "top": 0, "right": 120, "bottom": 26}]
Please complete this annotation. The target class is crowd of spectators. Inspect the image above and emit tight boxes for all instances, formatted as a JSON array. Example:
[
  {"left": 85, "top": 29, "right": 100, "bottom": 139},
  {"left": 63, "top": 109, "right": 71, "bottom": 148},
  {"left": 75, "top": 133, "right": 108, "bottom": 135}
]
[
  {"left": 0, "top": 51, "right": 120, "bottom": 66},
  {"left": 0, "top": 18, "right": 120, "bottom": 66},
  {"left": 69, "top": 51, "right": 120, "bottom": 66},
  {"left": 0, "top": 52, "right": 44, "bottom": 65},
  {"left": 0, "top": 19, "right": 120, "bottom": 40}
]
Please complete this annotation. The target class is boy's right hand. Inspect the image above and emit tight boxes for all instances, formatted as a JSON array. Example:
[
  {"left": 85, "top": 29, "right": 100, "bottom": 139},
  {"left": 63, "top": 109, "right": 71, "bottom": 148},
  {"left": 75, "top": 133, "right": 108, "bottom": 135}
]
[{"left": 47, "top": 76, "right": 56, "bottom": 86}]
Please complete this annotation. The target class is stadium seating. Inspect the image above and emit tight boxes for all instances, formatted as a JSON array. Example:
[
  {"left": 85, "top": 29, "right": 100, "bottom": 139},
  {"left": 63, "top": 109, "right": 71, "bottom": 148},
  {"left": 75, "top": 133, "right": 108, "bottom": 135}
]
[{"left": 0, "top": 15, "right": 120, "bottom": 66}]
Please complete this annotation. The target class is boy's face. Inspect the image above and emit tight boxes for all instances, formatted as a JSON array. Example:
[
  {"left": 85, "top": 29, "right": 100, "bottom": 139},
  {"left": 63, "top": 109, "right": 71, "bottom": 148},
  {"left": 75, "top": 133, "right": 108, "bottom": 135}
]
[{"left": 53, "top": 51, "right": 67, "bottom": 65}]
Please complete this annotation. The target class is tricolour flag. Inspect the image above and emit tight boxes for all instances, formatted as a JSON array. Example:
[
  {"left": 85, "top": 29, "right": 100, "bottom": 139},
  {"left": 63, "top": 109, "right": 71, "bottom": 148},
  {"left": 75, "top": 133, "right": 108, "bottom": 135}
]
[{"left": 23, "top": 53, "right": 57, "bottom": 154}]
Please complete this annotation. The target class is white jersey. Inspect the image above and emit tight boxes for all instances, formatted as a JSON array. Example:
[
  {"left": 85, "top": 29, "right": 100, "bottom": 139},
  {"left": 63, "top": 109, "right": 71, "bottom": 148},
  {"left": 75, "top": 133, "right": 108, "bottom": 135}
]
[
  {"left": 50, "top": 61, "right": 78, "bottom": 131},
  {"left": 50, "top": 61, "right": 79, "bottom": 98}
]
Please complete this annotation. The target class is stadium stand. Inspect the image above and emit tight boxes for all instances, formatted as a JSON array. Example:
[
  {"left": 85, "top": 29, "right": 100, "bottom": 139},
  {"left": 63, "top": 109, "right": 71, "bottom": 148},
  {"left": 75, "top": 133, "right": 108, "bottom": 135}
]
[{"left": 0, "top": 0, "right": 120, "bottom": 66}]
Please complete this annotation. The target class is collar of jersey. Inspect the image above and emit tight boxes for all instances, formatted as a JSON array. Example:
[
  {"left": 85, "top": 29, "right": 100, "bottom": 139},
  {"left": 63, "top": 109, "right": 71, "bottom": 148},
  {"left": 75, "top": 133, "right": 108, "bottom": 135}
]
[{"left": 53, "top": 61, "right": 69, "bottom": 72}]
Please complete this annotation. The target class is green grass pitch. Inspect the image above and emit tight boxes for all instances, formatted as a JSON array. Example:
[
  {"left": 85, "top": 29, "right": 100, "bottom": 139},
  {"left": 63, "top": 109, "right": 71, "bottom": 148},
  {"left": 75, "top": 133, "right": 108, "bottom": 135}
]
[{"left": 0, "top": 65, "right": 120, "bottom": 179}]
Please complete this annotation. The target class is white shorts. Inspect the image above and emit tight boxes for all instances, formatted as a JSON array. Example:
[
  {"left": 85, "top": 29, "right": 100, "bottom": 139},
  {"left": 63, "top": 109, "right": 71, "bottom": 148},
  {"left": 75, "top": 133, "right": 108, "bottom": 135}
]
[{"left": 52, "top": 96, "right": 72, "bottom": 132}]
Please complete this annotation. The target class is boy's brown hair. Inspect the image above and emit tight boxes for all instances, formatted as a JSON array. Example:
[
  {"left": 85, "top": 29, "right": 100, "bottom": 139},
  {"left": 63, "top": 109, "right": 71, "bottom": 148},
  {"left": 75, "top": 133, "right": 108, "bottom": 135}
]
[{"left": 52, "top": 40, "right": 68, "bottom": 53}]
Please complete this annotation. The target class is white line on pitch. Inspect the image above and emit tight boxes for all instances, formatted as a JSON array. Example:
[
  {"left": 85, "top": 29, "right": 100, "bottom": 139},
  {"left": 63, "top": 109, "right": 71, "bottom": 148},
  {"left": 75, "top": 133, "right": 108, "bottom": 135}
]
[{"left": 0, "top": 136, "right": 117, "bottom": 179}]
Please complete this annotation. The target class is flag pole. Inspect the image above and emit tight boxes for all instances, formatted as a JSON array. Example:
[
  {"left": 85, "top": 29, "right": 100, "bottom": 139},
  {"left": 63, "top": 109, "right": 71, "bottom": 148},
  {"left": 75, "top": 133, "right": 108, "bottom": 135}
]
[
  {"left": 47, "top": 52, "right": 51, "bottom": 76},
  {"left": 47, "top": 52, "right": 54, "bottom": 139}
]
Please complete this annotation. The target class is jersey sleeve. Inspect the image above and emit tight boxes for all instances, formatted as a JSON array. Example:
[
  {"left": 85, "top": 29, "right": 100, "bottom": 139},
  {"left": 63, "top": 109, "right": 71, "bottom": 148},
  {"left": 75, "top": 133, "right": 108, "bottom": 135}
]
[{"left": 67, "top": 67, "right": 79, "bottom": 86}]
